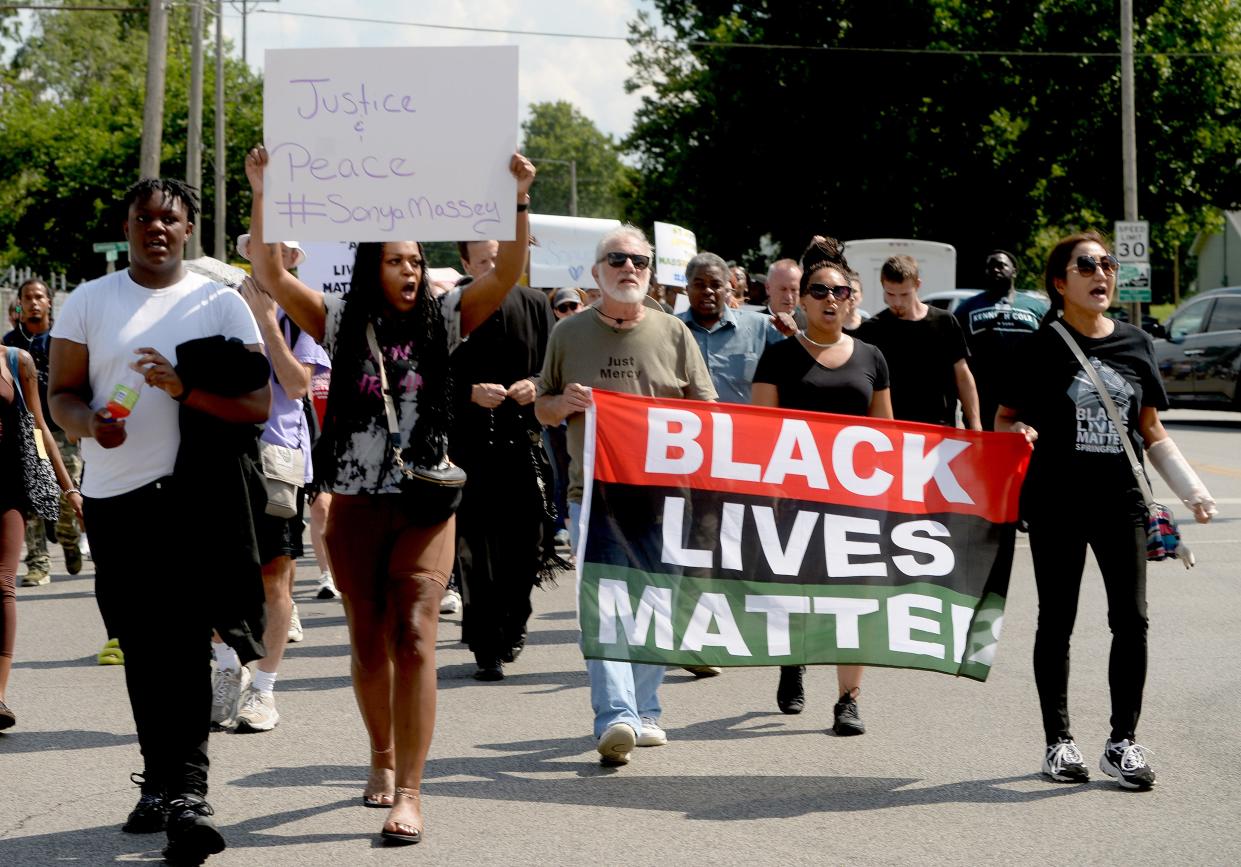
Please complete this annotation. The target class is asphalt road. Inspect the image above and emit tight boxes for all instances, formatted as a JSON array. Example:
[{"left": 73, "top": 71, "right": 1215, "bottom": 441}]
[{"left": 1, "top": 409, "right": 1239, "bottom": 866}]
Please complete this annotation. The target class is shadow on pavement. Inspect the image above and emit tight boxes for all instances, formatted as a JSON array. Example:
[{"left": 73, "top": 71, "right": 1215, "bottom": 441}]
[
  {"left": 1161, "top": 417, "right": 1241, "bottom": 430},
  {"left": 13, "top": 654, "right": 99, "bottom": 670},
  {"left": 282, "top": 643, "right": 352, "bottom": 660},
  {"left": 13, "top": 590, "right": 97, "bottom": 602},
  {"left": 0, "top": 729, "right": 137, "bottom": 753}
]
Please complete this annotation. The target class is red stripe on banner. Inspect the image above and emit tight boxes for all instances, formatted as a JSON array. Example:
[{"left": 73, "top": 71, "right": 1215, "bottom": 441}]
[{"left": 589, "top": 390, "right": 1030, "bottom": 524}]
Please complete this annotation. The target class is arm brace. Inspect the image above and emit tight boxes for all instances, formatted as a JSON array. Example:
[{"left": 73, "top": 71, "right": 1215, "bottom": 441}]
[{"left": 1147, "top": 438, "right": 1217, "bottom": 518}]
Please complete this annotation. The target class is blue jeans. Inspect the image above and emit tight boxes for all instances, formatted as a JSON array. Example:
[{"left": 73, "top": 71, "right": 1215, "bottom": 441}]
[{"left": 570, "top": 500, "right": 665, "bottom": 739}]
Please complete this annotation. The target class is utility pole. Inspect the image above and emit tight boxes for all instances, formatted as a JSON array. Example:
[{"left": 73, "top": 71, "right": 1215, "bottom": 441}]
[
  {"left": 1120, "top": 0, "right": 1140, "bottom": 325},
  {"left": 230, "top": 0, "right": 279, "bottom": 66},
  {"left": 214, "top": 0, "right": 226, "bottom": 259},
  {"left": 139, "top": 0, "right": 168, "bottom": 179},
  {"left": 569, "top": 159, "right": 578, "bottom": 217},
  {"left": 186, "top": 0, "right": 204, "bottom": 258}
]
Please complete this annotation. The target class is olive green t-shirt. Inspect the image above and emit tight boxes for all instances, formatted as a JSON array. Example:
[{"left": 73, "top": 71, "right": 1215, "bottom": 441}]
[{"left": 539, "top": 306, "right": 717, "bottom": 502}]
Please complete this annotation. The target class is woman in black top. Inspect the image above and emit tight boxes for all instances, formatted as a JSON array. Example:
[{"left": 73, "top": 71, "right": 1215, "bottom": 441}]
[
  {"left": 996, "top": 231, "right": 1216, "bottom": 790},
  {"left": 752, "top": 238, "right": 892, "bottom": 735}
]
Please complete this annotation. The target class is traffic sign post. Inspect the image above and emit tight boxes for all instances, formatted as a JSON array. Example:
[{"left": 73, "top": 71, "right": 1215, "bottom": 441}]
[
  {"left": 93, "top": 241, "right": 128, "bottom": 274},
  {"left": 1115, "top": 220, "right": 1149, "bottom": 323}
]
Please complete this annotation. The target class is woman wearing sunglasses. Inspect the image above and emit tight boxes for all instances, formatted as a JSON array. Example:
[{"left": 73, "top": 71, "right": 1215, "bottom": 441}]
[
  {"left": 752, "top": 236, "right": 893, "bottom": 734},
  {"left": 995, "top": 231, "right": 1216, "bottom": 790}
]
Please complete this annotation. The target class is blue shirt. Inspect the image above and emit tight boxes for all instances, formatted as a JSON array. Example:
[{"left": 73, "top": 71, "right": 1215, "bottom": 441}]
[{"left": 677, "top": 307, "right": 782, "bottom": 405}]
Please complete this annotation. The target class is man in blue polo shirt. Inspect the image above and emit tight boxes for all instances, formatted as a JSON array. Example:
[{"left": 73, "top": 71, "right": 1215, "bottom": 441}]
[{"left": 677, "top": 251, "right": 790, "bottom": 406}]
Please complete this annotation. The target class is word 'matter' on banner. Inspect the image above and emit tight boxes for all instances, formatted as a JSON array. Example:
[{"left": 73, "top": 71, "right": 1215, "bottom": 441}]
[
  {"left": 653, "top": 221, "right": 697, "bottom": 287},
  {"left": 262, "top": 46, "right": 518, "bottom": 243},
  {"left": 528, "top": 214, "right": 622, "bottom": 289},
  {"left": 578, "top": 392, "right": 1031, "bottom": 681}
]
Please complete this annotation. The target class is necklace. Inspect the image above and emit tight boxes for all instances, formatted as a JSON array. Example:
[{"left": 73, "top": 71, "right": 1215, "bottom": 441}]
[
  {"left": 593, "top": 305, "right": 641, "bottom": 327},
  {"left": 798, "top": 329, "right": 845, "bottom": 349}
]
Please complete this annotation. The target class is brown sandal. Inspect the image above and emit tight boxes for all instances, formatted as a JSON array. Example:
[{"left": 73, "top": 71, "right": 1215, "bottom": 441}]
[
  {"left": 380, "top": 787, "right": 422, "bottom": 845},
  {"left": 362, "top": 747, "right": 395, "bottom": 808}
]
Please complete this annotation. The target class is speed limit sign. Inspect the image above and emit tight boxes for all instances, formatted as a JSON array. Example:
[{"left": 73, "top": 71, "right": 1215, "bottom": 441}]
[{"left": 1114, "top": 221, "right": 1149, "bottom": 263}]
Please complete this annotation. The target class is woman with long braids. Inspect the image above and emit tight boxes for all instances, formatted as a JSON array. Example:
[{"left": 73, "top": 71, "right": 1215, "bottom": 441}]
[{"left": 245, "top": 146, "right": 535, "bottom": 843}]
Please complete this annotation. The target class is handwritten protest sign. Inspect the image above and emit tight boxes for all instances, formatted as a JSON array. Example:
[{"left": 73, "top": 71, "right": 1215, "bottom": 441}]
[
  {"left": 654, "top": 221, "right": 698, "bottom": 287},
  {"left": 528, "top": 214, "right": 621, "bottom": 289},
  {"left": 262, "top": 47, "right": 518, "bottom": 243},
  {"left": 296, "top": 241, "right": 356, "bottom": 295}
]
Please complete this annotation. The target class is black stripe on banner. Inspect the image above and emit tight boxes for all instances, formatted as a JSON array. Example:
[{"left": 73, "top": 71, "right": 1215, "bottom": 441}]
[{"left": 584, "top": 480, "right": 1016, "bottom": 598}]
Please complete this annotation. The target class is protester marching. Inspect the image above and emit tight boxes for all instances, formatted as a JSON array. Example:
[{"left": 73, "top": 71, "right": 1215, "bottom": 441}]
[{"left": 0, "top": 38, "right": 1230, "bottom": 867}]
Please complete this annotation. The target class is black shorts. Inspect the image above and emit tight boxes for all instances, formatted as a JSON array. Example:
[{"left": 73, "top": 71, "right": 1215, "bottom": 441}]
[{"left": 255, "top": 487, "right": 306, "bottom": 564}]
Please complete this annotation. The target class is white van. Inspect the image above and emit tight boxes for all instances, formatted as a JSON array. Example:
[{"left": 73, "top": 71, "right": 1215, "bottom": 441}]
[{"left": 842, "top": 239, "right": 957, "bottom": 317}]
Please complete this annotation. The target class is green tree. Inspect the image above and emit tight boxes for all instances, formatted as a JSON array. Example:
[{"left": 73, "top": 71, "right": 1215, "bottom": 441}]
[
  {"left": 0, "top": 3, "right": 263, "bottom": 281},
  {"left": 520, "top": 100, "right": 633, "bottom": 219},
  {"left": 624, "top": 1, "right": 1241, "bottom": 297}
]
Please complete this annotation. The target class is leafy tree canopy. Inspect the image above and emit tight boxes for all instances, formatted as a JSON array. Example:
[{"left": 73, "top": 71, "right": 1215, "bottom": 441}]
[
  {"left": 521, "top": 100, "right": 633, "bottom": 219},
  {"left": 0, "top": 2, "right": 262, "bottom": 282},
  {"left": 624, "top": 0, "right": 1241, "bottom": 296}
]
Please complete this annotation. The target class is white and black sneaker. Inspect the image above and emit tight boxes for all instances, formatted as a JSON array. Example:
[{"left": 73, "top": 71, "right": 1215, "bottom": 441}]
[
  {"left": 1042, "top": 738, "right": 1090, "bottom": 782},
  {"left": 1100, "top": 739, "right": 1156, "bottom": 790}
]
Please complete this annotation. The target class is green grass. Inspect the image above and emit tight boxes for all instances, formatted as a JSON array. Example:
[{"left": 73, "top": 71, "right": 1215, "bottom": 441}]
[{"left": 1150, "top": 303, "right": 1176, "bottom": 322}]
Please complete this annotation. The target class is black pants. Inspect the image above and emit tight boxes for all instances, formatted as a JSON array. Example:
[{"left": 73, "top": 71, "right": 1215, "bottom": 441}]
[
  {"left": 1027, "top": 508, "right": 1148, "bottom": 745},
  {"left": 456, "top": 454, "right": 543, "bottom": 663},
  {"left": 85, "top": 479, "right": 213, "bottom": 796}
]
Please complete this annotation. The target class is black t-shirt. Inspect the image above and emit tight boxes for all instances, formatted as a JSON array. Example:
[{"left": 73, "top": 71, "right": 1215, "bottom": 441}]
[
  {"left": 753, "top": 336, "right": 889, "bottom": 416},
  {"left": 998, "top": 319, "right": 1168, "bottom": 516},
  {"left": 1, "top": 327, "right": 56, "bottom": 432},
  {"left": 954, "top": 291, "right": 1047, "bottom": 429},
  {"left": 855, "top": 307, "right": 968, "bottom": 426}
]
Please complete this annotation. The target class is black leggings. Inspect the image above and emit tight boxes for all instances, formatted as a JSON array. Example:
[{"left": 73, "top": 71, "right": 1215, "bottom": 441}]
[{"left": 1028, "top": 509, "right": 1148, "bottom": 745}]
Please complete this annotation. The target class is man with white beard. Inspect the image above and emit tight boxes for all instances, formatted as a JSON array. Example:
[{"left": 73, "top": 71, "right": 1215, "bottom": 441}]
[{"left": 536, "top": 224, "right": 716, "bottom": 767}]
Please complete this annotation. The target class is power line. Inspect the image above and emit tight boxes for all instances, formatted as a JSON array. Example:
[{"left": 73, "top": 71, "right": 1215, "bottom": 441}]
[{"left": 244, "top": 8, "right": 1241, "bottom": 60}]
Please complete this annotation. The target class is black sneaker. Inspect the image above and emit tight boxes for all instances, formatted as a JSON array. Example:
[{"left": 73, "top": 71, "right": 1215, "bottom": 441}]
[
  {"left": 501, "top": 636, "right": 526, "bottom": 664},
  {"left": 473, "top": 658, "right": 504, "bottom": 681},
  {"left": 777, "top": 666, "right": 805, "bottom": 714},
  {"left": 832, "top": 691, "right": 865, "bottom": 736},
  {"left": 122, "top": 772, "right": 168, "bottom": 834},
  {"left": 1100, "top": 739, "right": 1156, "bottom": 791},
  {"left": 162, "top": 794, "right": 226, "bottom": 866},
  {"left": 1042, "top": 738, "right": 1090, "bottom": 782}
]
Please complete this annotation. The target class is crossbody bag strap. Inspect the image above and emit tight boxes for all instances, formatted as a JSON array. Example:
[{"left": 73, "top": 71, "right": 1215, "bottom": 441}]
[
  {"left": 364, "top": 323, "right": 411, "bottom": 487},
  {"left": 1050, "top": 320, "right": 1155, "bottom": 509}
]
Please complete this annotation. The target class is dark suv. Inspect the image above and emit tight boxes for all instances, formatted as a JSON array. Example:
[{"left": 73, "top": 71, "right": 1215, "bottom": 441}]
[{"left": 1153, "top": 286, "right": 1241, "bottom": 410}]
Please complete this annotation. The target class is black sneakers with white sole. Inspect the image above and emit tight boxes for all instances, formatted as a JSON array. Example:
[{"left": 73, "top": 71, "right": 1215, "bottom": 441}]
[
  {"left": 1100, "top": 739, "right": 1156, "bottom": 790},
  {"left": 1042, "top": 738, "right": 1090, "bottom": 782}
]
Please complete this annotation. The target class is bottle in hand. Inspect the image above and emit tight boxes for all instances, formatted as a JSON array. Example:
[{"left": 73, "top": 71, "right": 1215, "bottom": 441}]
[{"left": 105, "top": 367, "right": 146, "bottom": 419}]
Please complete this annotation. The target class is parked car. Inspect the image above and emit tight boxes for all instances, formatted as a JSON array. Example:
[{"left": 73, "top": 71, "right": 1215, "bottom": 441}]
[{"left": 1153, "top": 286, "right": 1241, "bottom": 411}]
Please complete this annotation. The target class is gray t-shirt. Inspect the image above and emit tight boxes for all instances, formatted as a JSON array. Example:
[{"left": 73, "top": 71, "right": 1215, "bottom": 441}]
[
  {"left": 320, "top": 289, "right": 462, "bottom": 494},
  {"left": 539, "top": 306, "right": 717, "bottom": 502}
]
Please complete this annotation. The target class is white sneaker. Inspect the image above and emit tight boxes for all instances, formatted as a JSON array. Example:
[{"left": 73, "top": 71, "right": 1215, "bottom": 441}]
[
  {"left": 439, "top": 589, "right": 462, "bottom": 615},
  {"left": 234, "top": 686, "right": 280, "bottom": 732},
  {"left": 287, "top": 602, "right": 304, "bottom": 643},
  {"left": 211, "top": 665, "right": 250, "bottom": 729},
  {"left": 597, "top": 722, "right": 636, "bottom": 765},
  {"left": 315, "top": 571, "right": 340, "bottom": 600},
  {"left": 636, "top": 717, "right": 667, "bottom": 747}
]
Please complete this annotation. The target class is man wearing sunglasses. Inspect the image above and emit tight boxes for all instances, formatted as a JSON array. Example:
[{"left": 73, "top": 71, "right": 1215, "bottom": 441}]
[
  {"left": 536, "top": 224, "right": 716, "bottom": 767},
  {"left": 857, "top": 255, "right": 981, "bottom": 430},
  {"left": 954, "top": 250, "right": 1048, "bottom": 430}
]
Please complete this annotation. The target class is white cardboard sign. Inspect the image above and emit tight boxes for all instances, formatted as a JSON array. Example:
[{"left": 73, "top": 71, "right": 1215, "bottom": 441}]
[
  {"left": 296, "top": 241, "right": 357, "bottom": 295},
  {"left": 654, "top": 221, "right": 697, "bottom": 287},
  {"left": 262, "top": 47, "right": 518, "bottom": 243},
  {"left": 528, "top": 214, "right": 621, "bottom": 289}
]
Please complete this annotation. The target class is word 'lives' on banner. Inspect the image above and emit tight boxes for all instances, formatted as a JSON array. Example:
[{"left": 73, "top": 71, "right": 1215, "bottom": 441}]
[{"left": 578, "top": 392, "right": 1031, "bottom": 681}]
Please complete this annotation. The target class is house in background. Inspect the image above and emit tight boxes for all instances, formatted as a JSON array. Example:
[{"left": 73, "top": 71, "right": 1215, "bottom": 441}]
[{"left": 1191, "top": 211, "right": 1241, "bottom": 293}]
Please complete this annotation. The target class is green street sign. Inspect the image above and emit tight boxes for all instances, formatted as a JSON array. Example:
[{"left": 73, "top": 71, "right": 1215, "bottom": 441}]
[
  {"left": 104, "top": 250, "right": 118, "bottom": 263},
  {"left": 1116, "top": 263, "right": 1151, "bottom": 302},
  {"left": 92, "top": 241, "right": 128, "bottom": 253}
]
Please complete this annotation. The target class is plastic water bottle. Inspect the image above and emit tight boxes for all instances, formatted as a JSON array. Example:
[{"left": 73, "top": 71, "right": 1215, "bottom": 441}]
[{"left": 105, "top": 367, "right": 146, "bottom": 419}]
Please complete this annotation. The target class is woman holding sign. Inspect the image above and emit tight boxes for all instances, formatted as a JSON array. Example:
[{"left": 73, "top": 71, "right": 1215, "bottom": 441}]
[
  {"left": 245, "top": 145, "right": 535, "bottom": 844},
  {"left": 751, "top": 236, "right": 892, "bottom": 736},
  {"left": 996, "top": 231, "right": 1216, "bottom": 791}
]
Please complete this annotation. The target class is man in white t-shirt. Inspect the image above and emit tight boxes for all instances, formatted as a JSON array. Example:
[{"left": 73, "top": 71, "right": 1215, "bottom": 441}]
[{"left": 49, "top": 178, "right": 268, "bottom": 867}]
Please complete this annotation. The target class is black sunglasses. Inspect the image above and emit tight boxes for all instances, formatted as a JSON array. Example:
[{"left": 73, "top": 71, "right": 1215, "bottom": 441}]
[
  {"left": 555, "top": 302, "right": 580, "bottom": 313},
  {"left": 803, "top": 283, "right": 853, "bottom": 301},
  {"left": 1070, "top": 254, "right": 1119, "bottom": 277},
  {"left": 601, "top": 251, "right": 651, "bottom": 270}
]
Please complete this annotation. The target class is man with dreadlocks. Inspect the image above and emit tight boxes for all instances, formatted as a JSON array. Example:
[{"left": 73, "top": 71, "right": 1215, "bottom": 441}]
[
  {"left": 244, "top": 145, "right": 536, "bottom": 846},
  {"left": 49, "top": 177, "right": 270, "bottom": 865}
]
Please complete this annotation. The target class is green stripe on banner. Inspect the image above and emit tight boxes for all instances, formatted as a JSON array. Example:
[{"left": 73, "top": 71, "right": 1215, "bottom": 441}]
[{"left": 580, "top": 564, "right": 1006, "bottom": 681}]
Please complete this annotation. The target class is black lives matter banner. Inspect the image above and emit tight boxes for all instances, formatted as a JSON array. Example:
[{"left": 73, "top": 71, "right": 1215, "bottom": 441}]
[{"left": 578, "top": 391, "right": 1031, "bottom": 681}]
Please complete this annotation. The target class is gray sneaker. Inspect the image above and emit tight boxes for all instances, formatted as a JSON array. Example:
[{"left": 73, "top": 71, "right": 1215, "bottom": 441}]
[
  {"left": 636, "top": 717, "right": 667, "bottom": 747},
  {"left": 234, "top": 686, "right": 280, "bottom": 732},
  {"left": 287, "top": 602, "right": 304, "bottom": 643},
  {"left": 210, "top": 666, "right": 250, "bottom": 729}
]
